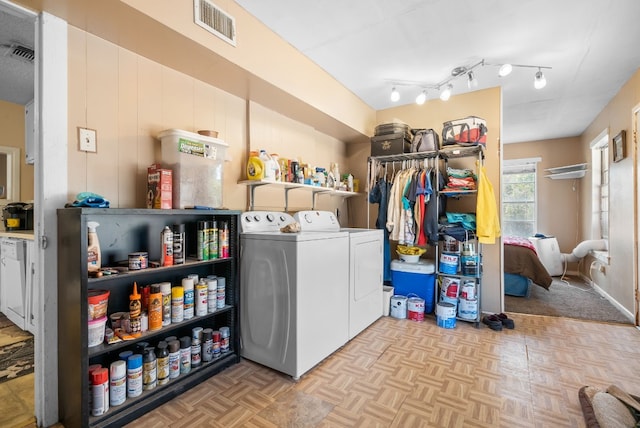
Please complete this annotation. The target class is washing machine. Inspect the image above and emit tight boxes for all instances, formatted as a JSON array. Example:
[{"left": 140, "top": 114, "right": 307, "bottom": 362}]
[
  {"left": 240, "top": 211, "right": 349, "bottom": 379},
  {"left": 294, "top": 210, "right": 383, "bottom": 340}
]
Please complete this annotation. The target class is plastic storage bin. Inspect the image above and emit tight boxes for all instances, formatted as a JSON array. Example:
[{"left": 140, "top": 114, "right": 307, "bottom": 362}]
[
  {"left": 390, "top": 259, "right": 436, "bottom": 314},
  {"left": 158, "top": 129, "right": 228, "bottom": 209}
]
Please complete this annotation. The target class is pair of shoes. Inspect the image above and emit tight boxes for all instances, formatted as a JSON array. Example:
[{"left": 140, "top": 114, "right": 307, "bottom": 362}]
[
  {"left": 495, "top": 313, "right": 515, "bottom": 329},
  {"left": 482, "top": 314, "right": 502, "bottom": 331}
]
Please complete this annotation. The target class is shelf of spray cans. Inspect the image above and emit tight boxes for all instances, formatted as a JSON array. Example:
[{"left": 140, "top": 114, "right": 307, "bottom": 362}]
[
  {"left": 57, "top": 208, "right": 241, "bottom": 428},
  {"left": 239, "top": 179, "right": 360, "bottom": 211},
  {"left": 89, "top": 329, "right": 236, "bottom": 425}
]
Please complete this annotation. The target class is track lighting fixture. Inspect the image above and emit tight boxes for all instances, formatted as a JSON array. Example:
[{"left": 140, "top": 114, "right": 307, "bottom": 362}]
[
  {"left": 534, "top": 69, "right": 547, "bottom": 89},
  {"left": 386, "top": 59, "right": 551, "bottom": 104},
  {"left": 390, "top": 87, "right": 400, "bottom": 102},
  {"left": 498, "top": 63, "right": 513, "bottom": 77},
  {"left": 439, "top": 84, "right": 452, "bottom": 101},
  {"left": 467, "top": 71, "right": 478, "bottom": 89}
]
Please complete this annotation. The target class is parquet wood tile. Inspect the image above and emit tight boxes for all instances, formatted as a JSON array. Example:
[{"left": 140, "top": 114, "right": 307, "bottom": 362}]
[{"left": 3, "top": 311, "right": 627, "bottom": 428}]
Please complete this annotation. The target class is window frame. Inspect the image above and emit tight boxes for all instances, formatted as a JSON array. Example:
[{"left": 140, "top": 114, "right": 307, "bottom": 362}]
[{"left": 502, "top": 157, "right": 540, "bottom": 238}]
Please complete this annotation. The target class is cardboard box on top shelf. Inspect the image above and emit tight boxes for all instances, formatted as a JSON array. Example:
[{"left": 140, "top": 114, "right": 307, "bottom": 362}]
[{"left": 147, "top": 164, "right": 172, "bottom": 209}]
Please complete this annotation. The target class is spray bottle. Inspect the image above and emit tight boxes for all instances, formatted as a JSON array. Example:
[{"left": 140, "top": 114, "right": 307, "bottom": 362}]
[{"left": 87, "top": 221, "right": 101, "bottom": 273}]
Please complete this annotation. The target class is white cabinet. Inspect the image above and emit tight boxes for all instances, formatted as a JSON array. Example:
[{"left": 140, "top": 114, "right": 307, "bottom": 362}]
[{"left": 0, "top": 237, "right": 34, "bottom": 332}]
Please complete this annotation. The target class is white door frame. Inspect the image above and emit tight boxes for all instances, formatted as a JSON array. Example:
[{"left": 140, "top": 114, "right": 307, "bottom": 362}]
[
  {"left": 34, "top": 10, "right": 67, "bottom": 427},
  {"left": 633, "top": 103, "right": 640, "bottom": 326}
]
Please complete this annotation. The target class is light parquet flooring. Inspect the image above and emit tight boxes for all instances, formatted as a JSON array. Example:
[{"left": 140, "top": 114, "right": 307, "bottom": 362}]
[{"left": 127, "top": 313, "right": 640, "bottom": 428}]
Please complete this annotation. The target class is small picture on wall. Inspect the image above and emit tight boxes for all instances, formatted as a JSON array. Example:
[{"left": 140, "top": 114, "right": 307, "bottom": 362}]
[{"left": 613, "top": 130, "right": 626, "bottom": 163}]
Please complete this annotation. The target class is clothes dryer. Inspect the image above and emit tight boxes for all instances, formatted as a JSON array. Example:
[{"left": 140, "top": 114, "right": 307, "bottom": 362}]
[
  {"left": 294, "top": 210, "right": 383, "bottom": 340},
  {"left": 240, "top": 211, "right": 349, "bottom": 379}
]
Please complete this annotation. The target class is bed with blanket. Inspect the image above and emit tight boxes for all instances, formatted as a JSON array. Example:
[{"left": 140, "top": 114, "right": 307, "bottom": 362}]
[{"left": 504, "top": 236, "right": 553, "bottom": 296}]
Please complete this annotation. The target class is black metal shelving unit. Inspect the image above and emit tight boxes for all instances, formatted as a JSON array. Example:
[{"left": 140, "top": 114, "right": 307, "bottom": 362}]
[{"left": 57, "top": 208, "right": 241, "bottom": 428}]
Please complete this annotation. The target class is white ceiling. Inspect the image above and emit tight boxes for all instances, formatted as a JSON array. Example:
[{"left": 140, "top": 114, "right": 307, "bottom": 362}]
[
  {"left": 235, "top": 0, "right": 640, "bottom": 144},
  {"left": 2, "top": 2, "right": 639, "bottom": 145}
]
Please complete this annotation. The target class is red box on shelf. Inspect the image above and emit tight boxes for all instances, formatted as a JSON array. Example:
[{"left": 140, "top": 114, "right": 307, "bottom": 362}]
[{"left": 147, "top": 164, "right": 172, "bottom": 209}]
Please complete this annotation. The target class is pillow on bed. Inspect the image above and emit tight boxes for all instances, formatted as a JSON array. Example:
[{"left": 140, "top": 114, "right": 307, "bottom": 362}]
[{"left": 579, "top": 385, "right": 640, "bottom": 427}]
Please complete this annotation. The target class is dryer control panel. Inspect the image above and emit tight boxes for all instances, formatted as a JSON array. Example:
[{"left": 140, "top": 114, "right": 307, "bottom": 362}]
[{"left": 240, "top": 211, "right": 296, "bottom": 233}]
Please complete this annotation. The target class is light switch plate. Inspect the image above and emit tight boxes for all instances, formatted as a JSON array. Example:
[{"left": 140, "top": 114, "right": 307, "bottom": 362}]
[{"left": 78, "top": 127, "right": 97, "bottom": 152}]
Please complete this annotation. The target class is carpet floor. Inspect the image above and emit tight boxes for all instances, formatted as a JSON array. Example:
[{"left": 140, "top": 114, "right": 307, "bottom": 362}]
[
  {"left": 0, "top": 314, "right": 33, "bottom": 385},
  {"left": 504, "top": 275, "right": 632, "bottom": 324}
]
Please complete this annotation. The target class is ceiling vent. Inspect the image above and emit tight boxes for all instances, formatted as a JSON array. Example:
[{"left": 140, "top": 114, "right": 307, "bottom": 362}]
[
  {"left": 2, "top": 43, "right": 34, "bottom": 63},
  {"left": 193, "top": 0, "right": 236, "bottom": 46}
]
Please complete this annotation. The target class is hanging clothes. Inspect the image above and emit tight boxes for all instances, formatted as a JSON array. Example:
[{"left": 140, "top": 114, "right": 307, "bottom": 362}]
[
  {"left": 369, "top": 176, "right": 392, "bottom": 283},
  {"left": 424, "top": 170, "right": 446, "bottom": 245},
  {"left": 476, "top": 161, "right": 501, "bottom": 244}
]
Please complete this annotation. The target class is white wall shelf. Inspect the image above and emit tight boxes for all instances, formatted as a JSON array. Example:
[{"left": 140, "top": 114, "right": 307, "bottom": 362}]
[{"left": 238, "top": 180, "right": 359, "bottom": 211}]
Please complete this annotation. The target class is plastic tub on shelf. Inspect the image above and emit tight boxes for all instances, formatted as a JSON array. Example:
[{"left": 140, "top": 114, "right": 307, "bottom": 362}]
[{"left": 158, "top": 129, "right": 229, "bottom": 209}]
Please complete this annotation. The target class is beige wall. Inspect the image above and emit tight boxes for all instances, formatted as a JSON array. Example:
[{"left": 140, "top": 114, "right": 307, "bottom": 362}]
[
  {"left": 67, "top": 26, "right": 357, "bottom": 218},
  {"left": 576, "top": 68, "right": 640, "bottom": 315},
  {"left": 0, "top": 100, "right": 34, "bottom": 202},
  {"left": 504, "top": 137, "right": 584, "bottom": 253},
  {"left": 373, "top": 87, "right": 503, "bottom": 313}
]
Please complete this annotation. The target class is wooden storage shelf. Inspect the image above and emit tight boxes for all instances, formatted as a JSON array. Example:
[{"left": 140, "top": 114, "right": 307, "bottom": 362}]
[{"left": 57, "top": 208, "right": 241, "bottom": 428}]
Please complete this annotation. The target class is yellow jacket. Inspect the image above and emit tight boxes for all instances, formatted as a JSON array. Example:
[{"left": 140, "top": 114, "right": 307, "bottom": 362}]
[{"left": 476, "top": 162, "right": 501, "bottom": 244}]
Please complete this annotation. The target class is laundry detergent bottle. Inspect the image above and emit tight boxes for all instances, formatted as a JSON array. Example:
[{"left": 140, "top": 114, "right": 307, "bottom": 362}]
[
  {"left": 246, "top": 151, "right": 265, "bottom": 180},
  {"left": 87, "top": 221, "right": 102, "bottom": 273},
  {"left": 259, "top": 150, "right": 277, "bottom": 181}
]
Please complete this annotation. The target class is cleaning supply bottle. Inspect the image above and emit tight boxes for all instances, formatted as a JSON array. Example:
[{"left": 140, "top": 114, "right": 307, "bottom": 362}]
[
  {"left": 259, "top": 150, "right": 276, "bottom": 181},
  {"left": 87, "top": 221, "right": 101, "bottom": 273},
  {"left": 270, "top": 153, "right": 282, "bottom": 182},
  {"left": 246, "top": 151, "right": 265, "bottom": 180}
]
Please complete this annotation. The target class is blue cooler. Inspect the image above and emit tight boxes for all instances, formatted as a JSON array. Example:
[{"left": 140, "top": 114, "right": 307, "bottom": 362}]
[{"left": 390, "top": 259, "right": 436, "bottom": 313}]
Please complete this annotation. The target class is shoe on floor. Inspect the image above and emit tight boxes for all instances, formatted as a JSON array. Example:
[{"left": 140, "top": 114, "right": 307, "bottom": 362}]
[
  {"left": 482, "top": 314, "right": 503, "bottom": 331},
  {"left": 495, "top": 313, "right": 515, "bottom": 329}
]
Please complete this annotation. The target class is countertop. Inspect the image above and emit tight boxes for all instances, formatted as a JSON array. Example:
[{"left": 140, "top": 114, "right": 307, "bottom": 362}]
[{"left": 0, "top": 230, "right": 34, "bottom": 240}]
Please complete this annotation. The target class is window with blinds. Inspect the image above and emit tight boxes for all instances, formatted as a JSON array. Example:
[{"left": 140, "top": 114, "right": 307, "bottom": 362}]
[{"left": 503, "top": 158, "right": 540, "bottom": 237}]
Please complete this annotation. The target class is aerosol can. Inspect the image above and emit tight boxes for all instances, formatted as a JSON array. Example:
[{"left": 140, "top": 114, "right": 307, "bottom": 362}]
[{"left": 161, "top": 226, "right": 174, "bottom": 266}]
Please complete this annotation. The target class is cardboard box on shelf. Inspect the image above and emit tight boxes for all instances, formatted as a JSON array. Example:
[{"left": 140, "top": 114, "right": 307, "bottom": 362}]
[{"left": 147, "top": 164, "right": 172, "bottom": 209}]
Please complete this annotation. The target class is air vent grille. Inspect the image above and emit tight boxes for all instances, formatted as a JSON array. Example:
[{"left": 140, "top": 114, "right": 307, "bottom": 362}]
[
  {"left": 2, "top": 44, "right": 34, "bottom": 63},
  {"left": 194, "top": 0, "right": 236, "bottom": 46}
]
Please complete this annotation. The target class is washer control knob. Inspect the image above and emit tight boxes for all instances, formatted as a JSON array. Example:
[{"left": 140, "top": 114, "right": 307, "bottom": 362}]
[
  {"left": 266, "top": 213, "right": 274, "bottom": 222},
  {"left": 253, "top": 214, "right": 261, "bottom": 222},
  {"left": 304, "top": 213, "right": 313, "bottom": 223}
]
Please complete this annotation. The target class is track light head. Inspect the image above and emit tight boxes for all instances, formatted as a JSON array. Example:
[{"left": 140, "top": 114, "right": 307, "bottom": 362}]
[
  {"left": 390, "top": 87, "right": 400, "bottom": 102},
  {"left": 534, "top": 69, "right": 547, "bottom": 89},
  {"left": 415, "top": 90, "right": 427, "bottom": 105},
  {"left": 498, "top": 63, "right": 513, "bottom": 77},
  {"left": 440, "top": 84, "right": 453, "bottom": 101},
  {"left": 467, "top": 71, "right": 478, "bottom": 89}
]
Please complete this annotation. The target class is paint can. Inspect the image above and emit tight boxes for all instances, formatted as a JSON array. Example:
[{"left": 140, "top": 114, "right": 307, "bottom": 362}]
[
  {"left": 440, "top": 277, "right": 460, "bottom": 305},
  {"left": 128, "top": 252, "right": 148, "bottom": 270},
  {"left": 436, "top": 302, "right": 457, "bottom": 329},
  {"left": 461, "top": 254, "right": 479, "bottom": 276},
  {"left": 460, "top": 280, "right": 476, "bottom": 300},
  {"left": 442, "top": 235, "right": 460, "bottom": 253},
  {"left": 458, "top": 298, "right": 478, "bottom": 321},
  {"left": 390, "top": 295, "right": 407, "bottom": 319},
  {"left": 439, "top": 252, "right": 459, "bottom": 274},
  {"left": 407, "top": 294, "right": 425, "bottom": 322},
  {"left": 382, "top": 286, "right": 394, "bottom": 316}
]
